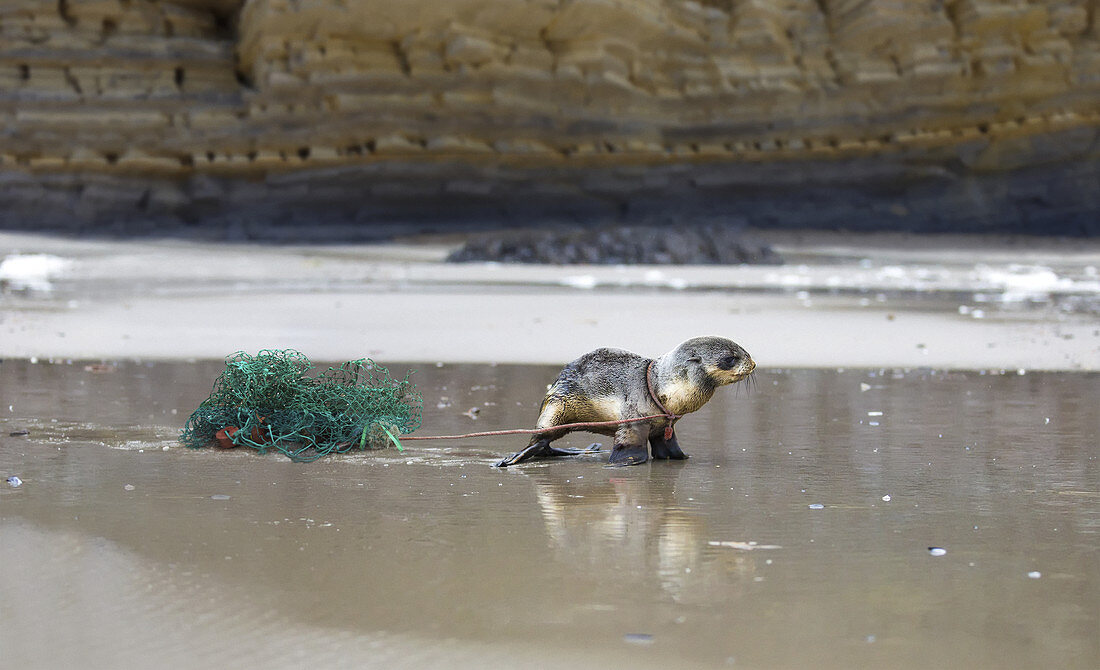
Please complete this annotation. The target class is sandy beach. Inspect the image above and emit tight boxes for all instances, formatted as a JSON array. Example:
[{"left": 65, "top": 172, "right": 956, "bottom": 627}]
[
  {"left": 1, "top": 230, "right": 1098, "bottom": 370},
  {"left": 3, "top": 230, "right": 1099, "bottom": 670}
]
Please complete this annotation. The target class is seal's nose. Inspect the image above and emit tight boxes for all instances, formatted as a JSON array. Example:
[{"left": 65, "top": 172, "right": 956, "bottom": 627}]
[{"left": 747, "top": 358, "right": 756, "bottom": 373}]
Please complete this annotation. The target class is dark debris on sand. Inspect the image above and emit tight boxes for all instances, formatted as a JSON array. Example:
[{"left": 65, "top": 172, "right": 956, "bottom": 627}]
[{"left": 446, "top": 225, "right": 783, "bottom": 265}]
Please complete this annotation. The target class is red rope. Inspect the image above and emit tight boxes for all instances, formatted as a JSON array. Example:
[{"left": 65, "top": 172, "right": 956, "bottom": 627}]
[
  {"left": 645, "top": 360, "right": 677, "bottom": 440},
  {"left": 399, "top": 413, "right": 676, "bottom": 441},
  {"left": 400, "top": 361, "right": 680, "bottom": 443}
]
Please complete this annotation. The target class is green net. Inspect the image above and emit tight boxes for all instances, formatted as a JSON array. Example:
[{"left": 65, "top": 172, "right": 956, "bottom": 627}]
[{"left": 179, "top": 350, "right": 421, "bottom": 462}]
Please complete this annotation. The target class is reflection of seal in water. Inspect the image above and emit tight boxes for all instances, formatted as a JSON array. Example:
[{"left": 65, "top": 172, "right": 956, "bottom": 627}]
[{"left": 496, "top": 336, "right": 755, "bottom": 467}]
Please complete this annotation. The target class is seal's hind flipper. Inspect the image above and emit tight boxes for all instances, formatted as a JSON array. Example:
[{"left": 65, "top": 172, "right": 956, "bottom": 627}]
[
  {"left": 546, "top": 442, "right": 602, "bottom": 456},
  {"left": 495, "top": 441, "right": 602, "bottom": 467},
  {"left": 495, "top": 441, "right": 548, "bottom": 467}
]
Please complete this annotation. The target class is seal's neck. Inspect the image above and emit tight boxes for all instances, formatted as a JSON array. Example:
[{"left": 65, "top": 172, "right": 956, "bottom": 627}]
[{"left": 652, "top": 355, "right": 716, "bottom": 416}]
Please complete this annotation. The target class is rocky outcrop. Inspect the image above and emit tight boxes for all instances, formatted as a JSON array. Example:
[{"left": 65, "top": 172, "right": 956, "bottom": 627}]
[
  {"left": 1, "top": 1, "right": 1098, "bottom": 237},
  {"left": 446, "top": 224, "right": 783, "bottom": 264}
]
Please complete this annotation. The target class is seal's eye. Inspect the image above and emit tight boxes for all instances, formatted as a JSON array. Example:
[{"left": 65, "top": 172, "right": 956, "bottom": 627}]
[{"left": 717, "top": 355, "right": 740, "bottom": 370}]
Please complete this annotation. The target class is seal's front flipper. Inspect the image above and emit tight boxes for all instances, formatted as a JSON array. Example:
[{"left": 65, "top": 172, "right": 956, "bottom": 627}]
[
  {"left": 608, "top": 443, "right": 648, "bottom": 466},
  {"left": 496, "top": 441, "right": 602, "bottom": 467},
  {"left": 649, "top": 432, "right": 688, "bottom": 460}
]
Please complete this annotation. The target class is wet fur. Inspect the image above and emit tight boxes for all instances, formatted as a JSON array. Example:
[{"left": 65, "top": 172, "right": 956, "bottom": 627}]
[{"left": 496, "top": 337, "right": 754, "bottom": 467}]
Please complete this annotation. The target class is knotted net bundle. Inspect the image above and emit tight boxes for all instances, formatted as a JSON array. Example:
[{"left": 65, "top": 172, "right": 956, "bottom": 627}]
[{"left": 179, "top": 350, "right": 421, "bottom": 462}]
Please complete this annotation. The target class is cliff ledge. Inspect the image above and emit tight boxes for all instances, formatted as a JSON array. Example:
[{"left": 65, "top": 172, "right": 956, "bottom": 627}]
[{"left": 2, "top": 0, "right": 1098, "bottom": 237}]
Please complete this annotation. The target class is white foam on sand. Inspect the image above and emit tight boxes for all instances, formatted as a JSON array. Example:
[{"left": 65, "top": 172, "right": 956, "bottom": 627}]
[
  {"left": 0, "top": 254, "right": 72, "bottom": 292},
  {"left": 973, "top": 264, "right": 1098, "bottom": 302}
]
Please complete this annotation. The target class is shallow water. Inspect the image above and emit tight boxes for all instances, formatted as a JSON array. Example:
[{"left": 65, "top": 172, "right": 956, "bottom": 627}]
[{"left": 1, "top": 360, "right": 1097, "bottom": 669}]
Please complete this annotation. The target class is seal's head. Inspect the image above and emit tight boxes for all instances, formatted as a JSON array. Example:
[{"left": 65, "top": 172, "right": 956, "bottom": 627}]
[
  {"left": 669, "top": 336, "right": 755, "bottom": 387},
  {"left": 654, "top": 336, "right": 755, "bottom": 416}
]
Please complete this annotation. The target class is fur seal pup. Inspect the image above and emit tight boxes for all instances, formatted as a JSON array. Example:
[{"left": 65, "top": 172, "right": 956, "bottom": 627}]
[{"left": 496, "top": 336, "right": 755, "bottom": 467}]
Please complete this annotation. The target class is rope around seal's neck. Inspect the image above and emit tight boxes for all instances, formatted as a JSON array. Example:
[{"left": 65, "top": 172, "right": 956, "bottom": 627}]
[
  {"left": 645, "top": 359, "right": 680, "bottom": 440},
  {"left": 389, "top": 360, "right": 681, "bottom": 449}
]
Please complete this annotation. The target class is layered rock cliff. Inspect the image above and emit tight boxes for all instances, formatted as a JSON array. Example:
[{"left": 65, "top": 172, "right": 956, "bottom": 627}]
[{"left": 2, "top": 1, "right": 1098, "bottom": 237}]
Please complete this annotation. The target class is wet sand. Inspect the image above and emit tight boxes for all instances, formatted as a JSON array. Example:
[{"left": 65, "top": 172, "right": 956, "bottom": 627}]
[
  {"left": 1, "top": 359, "right": 1098, "bottom": 669},
  {"left": 1, "top": 231, "right": 1099, "bottom": 369}
]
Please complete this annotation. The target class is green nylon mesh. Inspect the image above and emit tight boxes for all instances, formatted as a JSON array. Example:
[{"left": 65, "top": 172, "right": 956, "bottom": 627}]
[{"left": 179, "top": 350, "right": 421, "bottom": 462}]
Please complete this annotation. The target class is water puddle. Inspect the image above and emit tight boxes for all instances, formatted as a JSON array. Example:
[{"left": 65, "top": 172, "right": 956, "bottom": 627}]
[{"left": 1, "top": 360, "right": 1097, "bottom": 668}]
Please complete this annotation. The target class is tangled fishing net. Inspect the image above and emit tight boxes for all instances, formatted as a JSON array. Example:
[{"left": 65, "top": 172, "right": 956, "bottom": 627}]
[{"left": 179, "top": 350, "right": 421, "bottom": 462}]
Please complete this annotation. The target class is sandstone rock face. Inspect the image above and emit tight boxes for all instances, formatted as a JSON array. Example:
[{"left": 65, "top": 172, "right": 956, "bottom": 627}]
[{"left": 1, "top": 1, "right": 1098, "bottom": 236}]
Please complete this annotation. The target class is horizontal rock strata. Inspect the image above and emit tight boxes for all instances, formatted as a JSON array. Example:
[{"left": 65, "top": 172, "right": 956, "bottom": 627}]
[{"left": 1, "top": 0, "right": 1098, "bottom": 236}]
